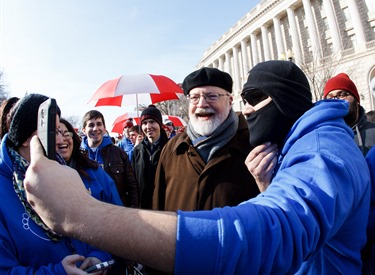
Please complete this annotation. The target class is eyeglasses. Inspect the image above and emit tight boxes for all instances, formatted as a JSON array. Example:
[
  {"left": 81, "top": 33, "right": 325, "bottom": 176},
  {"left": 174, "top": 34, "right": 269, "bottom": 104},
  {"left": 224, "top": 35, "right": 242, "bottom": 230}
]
[
  {"left": 241, "top": 89, "right": 269, "bottom": 106},
  {"left": 325, "top": 91, "right": 351, "bottom": 100},
  {"left": 166, "top": 122, "right": 173, "bottom": 126},
  {"left": 56, "top": 129, "right": 73, "bottom": 140},
  {"left": 186, "top": 93, "right": 230, "bottom": 105}
]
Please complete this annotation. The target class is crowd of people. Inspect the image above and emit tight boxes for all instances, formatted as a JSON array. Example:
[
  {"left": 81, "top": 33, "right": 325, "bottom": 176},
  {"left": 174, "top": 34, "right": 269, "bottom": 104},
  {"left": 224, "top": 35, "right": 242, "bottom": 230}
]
[{"left": 0, "top": 60, "right": 375, "bottom": 274}]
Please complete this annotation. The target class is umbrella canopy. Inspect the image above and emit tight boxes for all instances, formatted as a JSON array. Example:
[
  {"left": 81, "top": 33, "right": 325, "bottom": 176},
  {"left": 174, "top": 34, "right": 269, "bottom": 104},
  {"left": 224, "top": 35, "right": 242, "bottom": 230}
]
[
  {"left": 162, "top": 115, "right": 187, "bottom": 127},
  {"left": 111, "top": 113, "right": 186, "bottom": 134},
  {"left": 88, "top": 74, "right": 183, "bottom": 107}
]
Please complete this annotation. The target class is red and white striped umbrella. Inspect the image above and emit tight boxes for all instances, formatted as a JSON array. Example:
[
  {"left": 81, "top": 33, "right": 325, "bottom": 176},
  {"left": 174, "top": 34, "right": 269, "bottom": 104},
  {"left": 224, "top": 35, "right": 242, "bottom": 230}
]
[
  {"left": 88, "top": 74, "right": 183, "bottom": 107},
  {"left": 162, "top": 115, "right": 187, "bottom": 127},
  {"left": 110, "top": 112, "right": 138, "bottom": 134}
]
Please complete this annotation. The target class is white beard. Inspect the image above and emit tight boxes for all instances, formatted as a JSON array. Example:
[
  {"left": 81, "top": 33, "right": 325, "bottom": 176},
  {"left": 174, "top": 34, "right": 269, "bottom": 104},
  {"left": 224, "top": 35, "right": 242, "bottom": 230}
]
[{"left": 190, "top": 107, "right": 230, "bottom": 136}]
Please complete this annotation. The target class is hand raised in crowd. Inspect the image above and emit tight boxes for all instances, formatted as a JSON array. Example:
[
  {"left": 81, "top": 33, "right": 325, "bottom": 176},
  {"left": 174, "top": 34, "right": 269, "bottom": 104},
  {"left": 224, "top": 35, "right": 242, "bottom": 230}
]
[
  {"left": 135, "top": 134, "right": 143, "bottom": 146},
  {"left": 25, "top": 135, "right": 93, "bottom": 234},
  {"left": 245, "top": 142, "right": 278, "bottom": 192}
]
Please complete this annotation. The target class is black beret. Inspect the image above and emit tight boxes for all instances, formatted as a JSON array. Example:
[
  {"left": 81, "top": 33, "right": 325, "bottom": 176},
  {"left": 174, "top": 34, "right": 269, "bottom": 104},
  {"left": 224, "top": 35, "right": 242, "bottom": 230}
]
[
  {"left": 243, "top": 60, "right": 313, "bottom": 120},
  {"left": 182, "top": 67, "right": 233, "bottom": 95},
  {"left": 8, "top": 93, "right": 61, "bottom": 148}
]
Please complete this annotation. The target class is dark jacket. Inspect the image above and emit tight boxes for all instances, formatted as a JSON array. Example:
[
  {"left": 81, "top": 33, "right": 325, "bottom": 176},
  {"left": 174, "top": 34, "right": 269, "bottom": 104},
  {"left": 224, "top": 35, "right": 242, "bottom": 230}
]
[
  {"left": 101, "top": 145, "right": 140, "bottom": 207},
  {"left": 81, "top": 136, "right": 140, "bottom": 208},
  {"left": 153, "top": 113, "right": 260, "bottom": 211},
  {"left": 354, "top": 106, "right": 375, "bottom": 156},
  {"left": 131, "top": 130, "right": 169, "bottom": 209}
]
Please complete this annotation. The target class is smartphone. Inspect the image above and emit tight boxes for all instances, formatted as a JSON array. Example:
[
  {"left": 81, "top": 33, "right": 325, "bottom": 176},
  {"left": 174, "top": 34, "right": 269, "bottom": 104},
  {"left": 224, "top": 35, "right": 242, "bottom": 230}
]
[
  {"left": 37, "top": 98, "right": 57, "bottom": 160},
  {"left": 84, "top": 259, "right": 116, "bottom": 273}
]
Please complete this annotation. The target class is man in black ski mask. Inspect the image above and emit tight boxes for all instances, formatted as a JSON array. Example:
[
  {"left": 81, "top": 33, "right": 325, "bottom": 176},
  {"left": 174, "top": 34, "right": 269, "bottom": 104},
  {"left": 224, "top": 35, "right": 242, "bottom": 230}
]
[{"left": 241, "top": 60, "right": 313, "bottom": 148}]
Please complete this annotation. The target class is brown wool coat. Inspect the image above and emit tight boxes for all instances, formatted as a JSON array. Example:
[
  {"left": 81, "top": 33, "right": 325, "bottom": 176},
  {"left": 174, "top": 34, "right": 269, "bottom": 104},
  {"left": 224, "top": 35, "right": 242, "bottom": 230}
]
[{"left": 153, "top": 113, "right": 260, "bottom": 211}]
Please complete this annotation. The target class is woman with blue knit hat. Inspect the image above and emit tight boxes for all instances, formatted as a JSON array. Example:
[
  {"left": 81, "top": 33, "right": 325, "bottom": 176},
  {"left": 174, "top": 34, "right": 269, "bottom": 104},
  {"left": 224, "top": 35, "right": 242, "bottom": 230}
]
[
  {"left": 131, "top": 104, "right": 169, "bottom": 210},
  {"left": 0, "top": 93, "right": 113, "bottom": 273}
]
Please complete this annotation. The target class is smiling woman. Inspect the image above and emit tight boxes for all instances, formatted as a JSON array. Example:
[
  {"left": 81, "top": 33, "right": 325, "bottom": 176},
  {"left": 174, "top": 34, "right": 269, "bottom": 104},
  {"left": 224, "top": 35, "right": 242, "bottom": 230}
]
[
  {"left": 0, "top": 93, "right": 116, "bottom": 273},
  {"left": 57, "top": 118, "right": 123, "bottom": 206}
]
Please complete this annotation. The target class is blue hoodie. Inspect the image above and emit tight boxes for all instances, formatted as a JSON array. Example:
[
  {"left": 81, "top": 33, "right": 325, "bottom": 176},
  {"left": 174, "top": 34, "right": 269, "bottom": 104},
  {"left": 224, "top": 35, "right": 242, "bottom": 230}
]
[
  {"left": 0, "top": 135, "right": 111, "bottom": 274},
  {"left": 117, "top": 137, "right": 134, "bottom": 161},
  {"left": 80, "top": 135, "right": 113, "bottom": 165},
  {"left": 79, "top": 162, "right": 123, "bottom": 206},
  {"left": 365, "top": 146, "right": 375, "bottom": 270},
  {"left": 175, "top": 100, "right": 370, "bottom": 274}
]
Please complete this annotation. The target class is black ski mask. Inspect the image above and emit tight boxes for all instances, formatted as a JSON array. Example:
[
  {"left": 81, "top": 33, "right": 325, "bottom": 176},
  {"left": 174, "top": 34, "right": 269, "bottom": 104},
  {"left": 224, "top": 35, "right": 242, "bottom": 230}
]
[
  {"left": 247, "top": 101, "right": 294, "bottom": 148},
  {"left": 242, "top": 60, "right": 313, "bottom": 148}
]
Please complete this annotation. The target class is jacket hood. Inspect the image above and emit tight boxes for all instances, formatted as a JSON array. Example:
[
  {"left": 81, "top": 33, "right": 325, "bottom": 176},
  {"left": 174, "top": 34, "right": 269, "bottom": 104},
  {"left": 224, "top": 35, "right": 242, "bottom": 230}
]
[
  {"left": 355, "top": 105, "right": 367, "bottom": 130},
  {"left": 281, "top": 99, "right": 352, "bottom": 155},
  {"left": 80, "top": 134, "right": 113, "bottom": 151},
  {"left": 0, "top": 134, "right": 14, "bottom": 179}
]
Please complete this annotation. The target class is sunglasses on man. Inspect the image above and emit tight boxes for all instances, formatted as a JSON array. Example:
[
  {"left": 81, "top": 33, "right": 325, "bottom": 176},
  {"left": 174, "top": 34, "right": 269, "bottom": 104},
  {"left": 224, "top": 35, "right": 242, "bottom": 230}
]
[{"left": 241, "top": 88, "right": 269, "bottom": 106}]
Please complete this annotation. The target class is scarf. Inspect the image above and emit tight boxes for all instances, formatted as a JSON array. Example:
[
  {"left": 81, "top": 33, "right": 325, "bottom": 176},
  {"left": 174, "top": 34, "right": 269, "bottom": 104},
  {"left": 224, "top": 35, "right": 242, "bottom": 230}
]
[
  {"left": 8, "top": 147, "right": 64, "bottom": 242},
  {"left": 187, "top": 109, "right": 238, "bottom": 163}
]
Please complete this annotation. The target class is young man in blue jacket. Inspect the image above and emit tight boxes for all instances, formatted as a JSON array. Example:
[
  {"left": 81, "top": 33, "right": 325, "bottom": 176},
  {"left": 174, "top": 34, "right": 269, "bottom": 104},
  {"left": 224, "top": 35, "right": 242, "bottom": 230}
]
[
  {"left": 24, "top": 61, "right": 370, "bottom": 274},
  {"left": 80, "top": 110, "right": 139, "bottom": 208}
]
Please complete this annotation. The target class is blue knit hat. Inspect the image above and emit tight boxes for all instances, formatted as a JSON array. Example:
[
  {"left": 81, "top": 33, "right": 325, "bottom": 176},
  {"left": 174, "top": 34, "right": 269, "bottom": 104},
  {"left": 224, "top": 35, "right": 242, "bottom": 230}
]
[{"left": 8, "top": 94, "right": 61, "bottom": 148}]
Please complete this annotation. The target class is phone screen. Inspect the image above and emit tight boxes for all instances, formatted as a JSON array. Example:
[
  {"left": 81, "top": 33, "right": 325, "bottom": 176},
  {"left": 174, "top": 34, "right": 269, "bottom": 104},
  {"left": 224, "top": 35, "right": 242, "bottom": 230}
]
[{"left": 84, "top": 259, "right": 116, "bottom": 273}]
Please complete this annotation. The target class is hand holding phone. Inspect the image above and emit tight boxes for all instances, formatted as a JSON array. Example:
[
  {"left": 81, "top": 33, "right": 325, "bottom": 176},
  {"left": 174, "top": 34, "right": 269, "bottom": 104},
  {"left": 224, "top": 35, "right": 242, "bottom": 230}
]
[
  {"left": 37, "top": 98, "right": 57, "bottom": 160},
  {"left": 84, "top": 259, "right": 115, "bottom": 273}
]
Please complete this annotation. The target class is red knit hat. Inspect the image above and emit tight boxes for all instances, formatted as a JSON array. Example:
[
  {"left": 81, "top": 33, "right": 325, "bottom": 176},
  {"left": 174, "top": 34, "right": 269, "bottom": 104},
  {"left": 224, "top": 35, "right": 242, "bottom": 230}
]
[
  {"left": 323, "top": 73, "right": 359, "bottom": 103},
  {"left": 123, "top": 118, "right": 134, "bottom": 128}
]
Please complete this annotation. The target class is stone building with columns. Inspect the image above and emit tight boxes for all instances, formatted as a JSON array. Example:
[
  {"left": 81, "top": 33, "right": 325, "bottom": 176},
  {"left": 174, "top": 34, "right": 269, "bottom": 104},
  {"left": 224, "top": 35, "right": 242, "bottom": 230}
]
[{"left": 196, "top": 0, "right": 375, "bottom": 113}]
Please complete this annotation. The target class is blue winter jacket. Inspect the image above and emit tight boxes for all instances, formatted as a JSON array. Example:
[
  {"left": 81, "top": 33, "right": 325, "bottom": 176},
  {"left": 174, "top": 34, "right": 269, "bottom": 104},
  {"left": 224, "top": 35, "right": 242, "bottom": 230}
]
[
  {"left": 365, "top": 146, "right": 375, "bottom": 270},
  {"left": 175, "top": 100, "right": 370, "bottom": 274},
  {"left": 0, "top": 135, "right": 112, "bottom": 274},
  {"left": 80, "top": 135, "right": 114, "bottom": 165},
  {"left": 117, "top": 137, "right": 134, "bottom": 161},
  {"left": 79, "top": 163, "right": 123, "bottom": 206}
]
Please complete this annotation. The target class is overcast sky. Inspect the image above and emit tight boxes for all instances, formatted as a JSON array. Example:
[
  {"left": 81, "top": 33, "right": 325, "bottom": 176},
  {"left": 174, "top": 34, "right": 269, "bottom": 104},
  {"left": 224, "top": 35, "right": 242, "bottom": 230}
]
[{"left": 1, "top": 0, "right": 259, "bottom": 131}]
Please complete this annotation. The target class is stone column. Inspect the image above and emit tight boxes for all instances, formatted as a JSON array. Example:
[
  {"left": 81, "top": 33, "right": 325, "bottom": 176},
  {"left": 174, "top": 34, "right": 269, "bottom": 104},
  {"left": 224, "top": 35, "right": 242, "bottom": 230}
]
[
  {"left": 273, "top": 16, "right": 285, "bottom": 59},
  {"left": 232, "top": 45, "right": 241, "bottom": 94},
  {"left": 218, "top": 56, "right": 224, "bottom": 71},
  {"left": 261, "top": 25, "right": 271, "bottom": 60},
  {"left": 302, "top": 0, "right": 321, "bottom": 56},
  {"left": 241, "top": 39, "right": 249, "bottom": 80},
  {"left": 225, "top": 51, "right": 232, "bottom": 75},
  {"left": 347, "top": 0, "right": 366, "bottom": 45},
  {"left": 287, "top": 6, "right": 303, "bottom": 64},
  {"left": 322, "top": 0, "right": 342, "bottom": 52},
  {"left": 250, "top": 32, "right": 259, "bottom": 65}
]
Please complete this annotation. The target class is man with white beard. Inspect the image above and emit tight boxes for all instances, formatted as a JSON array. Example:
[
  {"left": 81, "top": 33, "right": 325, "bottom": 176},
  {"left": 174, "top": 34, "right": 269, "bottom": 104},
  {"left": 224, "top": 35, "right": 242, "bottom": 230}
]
[{"left": 152, "top": 67, "right": 260, "bottom": 211}]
